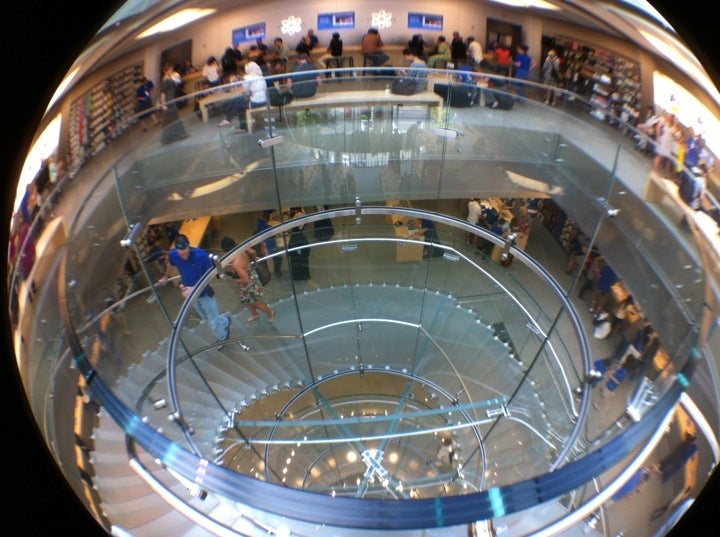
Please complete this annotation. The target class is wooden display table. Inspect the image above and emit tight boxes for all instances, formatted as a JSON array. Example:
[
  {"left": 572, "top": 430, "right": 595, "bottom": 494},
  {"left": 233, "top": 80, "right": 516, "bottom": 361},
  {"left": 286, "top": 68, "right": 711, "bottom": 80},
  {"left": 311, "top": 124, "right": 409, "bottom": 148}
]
[
  {"left": 386, "top": 201, "right": 425, "bottom": 263},
  {"left": 490, "top": 232, "right": 528, "bottom": 263}
]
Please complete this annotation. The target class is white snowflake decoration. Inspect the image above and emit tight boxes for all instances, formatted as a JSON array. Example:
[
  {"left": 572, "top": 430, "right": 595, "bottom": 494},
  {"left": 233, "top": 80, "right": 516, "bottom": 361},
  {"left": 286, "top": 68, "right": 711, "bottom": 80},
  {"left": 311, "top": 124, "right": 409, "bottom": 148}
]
[
  {"left": 371, "top": 10, "right": 393, "bottom": 29},
  {"left": 281, "top": 15, "right": 303, "bottom": 36}
]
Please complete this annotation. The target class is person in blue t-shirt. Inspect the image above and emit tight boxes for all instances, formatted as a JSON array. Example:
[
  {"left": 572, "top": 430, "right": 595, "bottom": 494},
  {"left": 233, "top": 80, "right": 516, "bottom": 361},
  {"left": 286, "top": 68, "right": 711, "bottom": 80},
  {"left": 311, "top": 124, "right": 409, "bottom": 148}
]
[
  {"left": 397, "top": 48, "right": 428, "bottom": 93},
  {"left": 287, "top": 54, "right": 322, "bottom": 98},
  {"left": 483, "top": 205, "right": 499, "bottom": 226},
  {"left": 306, "top": 29, "right": 319, "bottom": 50},
  {"left": 136, "top": 77, "right": 159, "bottom": 130},
  {"left": 512, "top": 45, "right": 536, "bottom": 99},
  {"left": 158, "top": 234, "right": 230, "bottom": 341},
  {"left": 684, "top": 134, "right": 701, "bottom": 169},
  {"left": 591, "top": 257, "right": 618, "bottom": 314}
]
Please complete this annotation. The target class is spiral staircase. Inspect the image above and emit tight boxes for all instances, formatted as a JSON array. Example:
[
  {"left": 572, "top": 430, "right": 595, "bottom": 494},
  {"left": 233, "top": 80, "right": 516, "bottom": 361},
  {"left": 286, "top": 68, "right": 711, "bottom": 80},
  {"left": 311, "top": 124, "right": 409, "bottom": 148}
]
[{"left": 90, "top": 262, "right": 583, "bottom": 535}]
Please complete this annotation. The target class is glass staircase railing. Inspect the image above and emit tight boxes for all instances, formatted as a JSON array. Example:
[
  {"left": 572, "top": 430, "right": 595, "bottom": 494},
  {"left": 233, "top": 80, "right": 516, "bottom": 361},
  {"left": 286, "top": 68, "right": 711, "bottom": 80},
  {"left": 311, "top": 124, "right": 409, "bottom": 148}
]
[{"left": 12, "top": 72, "right": 717, "bottom": 536}]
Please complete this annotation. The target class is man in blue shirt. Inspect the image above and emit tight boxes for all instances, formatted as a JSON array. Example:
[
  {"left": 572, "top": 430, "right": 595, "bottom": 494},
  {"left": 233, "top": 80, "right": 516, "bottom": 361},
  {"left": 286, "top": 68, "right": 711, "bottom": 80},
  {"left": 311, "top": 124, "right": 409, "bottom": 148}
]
[
  {"left": 512, "top": 44, "right": 535, "bottom": 99},
  {"left": 306, "top": 29, "right": 319, "bottom": 50},
  {"left": 399, "top": 48, "right": 428, "bottom": 92},
  {"left": 159, "top": 234, "right": 230, "bottom": 341},
  {"left": 287, "top": 54, "right": 322, "bottom": 98}
]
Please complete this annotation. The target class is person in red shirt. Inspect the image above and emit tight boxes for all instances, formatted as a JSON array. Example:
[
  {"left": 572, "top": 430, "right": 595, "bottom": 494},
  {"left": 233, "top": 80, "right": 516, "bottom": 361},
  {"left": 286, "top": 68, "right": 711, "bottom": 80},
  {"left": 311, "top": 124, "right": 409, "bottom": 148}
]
[{"left": 494, "top": 43, "right": 512, "bottom": 85}]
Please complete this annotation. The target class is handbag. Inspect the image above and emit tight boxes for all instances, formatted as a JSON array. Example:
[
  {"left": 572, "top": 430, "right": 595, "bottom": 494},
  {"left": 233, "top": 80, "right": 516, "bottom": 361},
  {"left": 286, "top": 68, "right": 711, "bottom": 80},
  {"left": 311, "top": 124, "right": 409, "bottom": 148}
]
[
  {"left": 391, "top": 78, "right": 417, "bottom": 95},
  {"left": 252, "top": 260, "right": 272, "bottom": 286},
  {"left": 268, "top": 85, "right": 294, "bottom": 106}
]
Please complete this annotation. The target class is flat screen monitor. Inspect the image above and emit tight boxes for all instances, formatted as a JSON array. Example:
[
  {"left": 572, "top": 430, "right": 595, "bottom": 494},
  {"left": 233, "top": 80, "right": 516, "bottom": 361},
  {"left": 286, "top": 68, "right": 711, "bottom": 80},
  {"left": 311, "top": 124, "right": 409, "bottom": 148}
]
[
  {"left": 232, "top": 22, "right": 266, "bottom": 46},
  {"left": 408, "top": 12, "right": 443, "bottom": 31},
  {"left": 318, "top": 11, "right": 355, "bottom": 30}
]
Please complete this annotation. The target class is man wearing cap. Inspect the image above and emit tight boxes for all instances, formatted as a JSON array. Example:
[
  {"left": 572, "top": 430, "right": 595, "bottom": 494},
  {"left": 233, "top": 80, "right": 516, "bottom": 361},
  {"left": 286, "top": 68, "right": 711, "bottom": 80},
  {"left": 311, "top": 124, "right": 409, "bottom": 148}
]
[
  {"left": 287, "top": 53, "right": 322, "bottom": 99},
  {"left": 361, "top": 28, "right": 389, "bottom": 70},
  {"left": 158, "top": 234, "right": 231, "bottom": 342}
]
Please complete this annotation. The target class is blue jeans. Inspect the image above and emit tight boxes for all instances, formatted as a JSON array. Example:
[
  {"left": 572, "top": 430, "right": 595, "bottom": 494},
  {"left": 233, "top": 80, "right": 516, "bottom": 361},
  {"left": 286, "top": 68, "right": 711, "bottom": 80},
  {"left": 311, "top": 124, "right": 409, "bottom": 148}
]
[
  {"left": 194, "top": 294, "right": 229, "bottom": 339},
  {"left": 513, "top": 75, "right": 528, "bottom": 98},
  {"left": 364, "top": 52, "right": 389, "bottom": 67},
  {"left": 225, "top": 95, "right": 266, "bottom": 127}
]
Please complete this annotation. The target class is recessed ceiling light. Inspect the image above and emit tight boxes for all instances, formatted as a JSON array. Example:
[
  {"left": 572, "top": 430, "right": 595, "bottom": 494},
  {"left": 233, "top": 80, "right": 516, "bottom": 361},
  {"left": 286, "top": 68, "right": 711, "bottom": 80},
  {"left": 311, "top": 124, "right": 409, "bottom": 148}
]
[
  {"left": 136, "top": 8, "right": 216, "bottom": 39},
  {"left": 488, "top": 0, "right": 560, "bottom": 10}
]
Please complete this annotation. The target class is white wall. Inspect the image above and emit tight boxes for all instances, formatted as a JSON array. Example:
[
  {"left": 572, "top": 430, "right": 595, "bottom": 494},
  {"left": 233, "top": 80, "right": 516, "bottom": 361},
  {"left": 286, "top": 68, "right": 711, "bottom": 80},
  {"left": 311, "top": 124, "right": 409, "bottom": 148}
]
[{"left": 176, "top": 1, "right": 487, "bottom": 65}]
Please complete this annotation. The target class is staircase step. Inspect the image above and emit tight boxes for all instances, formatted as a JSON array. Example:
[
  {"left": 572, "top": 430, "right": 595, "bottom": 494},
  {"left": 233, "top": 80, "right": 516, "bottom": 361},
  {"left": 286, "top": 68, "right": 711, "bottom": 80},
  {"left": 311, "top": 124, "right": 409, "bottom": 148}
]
[
  {"left": 122, "top": 506, "right": 201, "bottom": 537},
  {"left": 101, "top": 492, "right": 174, "bottom": 528},
  {"left": 93, "top": 475, "right": 157, "bottom": 503}
]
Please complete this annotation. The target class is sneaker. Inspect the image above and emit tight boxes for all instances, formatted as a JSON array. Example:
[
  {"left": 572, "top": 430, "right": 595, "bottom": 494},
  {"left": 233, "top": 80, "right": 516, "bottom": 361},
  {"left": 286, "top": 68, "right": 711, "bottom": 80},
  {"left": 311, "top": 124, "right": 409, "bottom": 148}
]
[
  {"left": 218, "top": 119, "right": 231, "bottom": 127},
  {"left": 219, "top": 315, "right": 231, "bottom": 341},
  {"left": 247, "top": 315, "right": 260, "bottom": 323}
]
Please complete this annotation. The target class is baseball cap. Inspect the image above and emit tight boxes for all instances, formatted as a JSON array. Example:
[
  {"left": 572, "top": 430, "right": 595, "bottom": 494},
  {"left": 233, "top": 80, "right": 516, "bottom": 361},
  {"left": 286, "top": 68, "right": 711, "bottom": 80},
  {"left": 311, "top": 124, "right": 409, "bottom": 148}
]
[{"left": 175, "top": 235, "right": 190, "bottom": 250}]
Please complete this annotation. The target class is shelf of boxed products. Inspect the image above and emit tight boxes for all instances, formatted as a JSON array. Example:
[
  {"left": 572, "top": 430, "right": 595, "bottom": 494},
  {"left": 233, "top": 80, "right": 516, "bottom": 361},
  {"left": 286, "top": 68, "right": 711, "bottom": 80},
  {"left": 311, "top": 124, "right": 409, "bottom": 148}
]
[
  {"left": 588, "top": 52, "right": 641, "bottom": 126},
  {"left": 546, "top": 35, "right": 641, "bottom": 128},
  {"left": 66, "top": 63, "right": 143, "bottom": 178}
]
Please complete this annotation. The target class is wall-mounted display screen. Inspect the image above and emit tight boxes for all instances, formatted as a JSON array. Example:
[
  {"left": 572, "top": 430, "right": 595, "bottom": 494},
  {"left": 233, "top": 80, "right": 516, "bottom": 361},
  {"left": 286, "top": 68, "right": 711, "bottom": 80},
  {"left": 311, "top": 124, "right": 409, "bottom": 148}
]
[
  {"left": 408, "top": 12, "right": 443, "bottom": 30},
  {"left": 318, "top": 12, "right": 355, "bottom": 30},
  {"left": 232, "top": 22, "right": 266, "bottom": 45}
]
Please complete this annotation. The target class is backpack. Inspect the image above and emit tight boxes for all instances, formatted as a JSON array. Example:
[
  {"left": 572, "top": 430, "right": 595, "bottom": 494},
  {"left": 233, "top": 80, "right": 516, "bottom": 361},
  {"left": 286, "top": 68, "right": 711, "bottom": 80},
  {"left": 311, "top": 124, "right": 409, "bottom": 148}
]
[
  {"left": 268, "top": 85, "right": 294, "bottom": 107},
  {"left": 391, "top": 78, "right": 417, "bottom": 95},
  {"left": 251, "top": 260, "right": 272, "bottom": 286},
  {"left": 492, "top": 92, "right": 515, "bottom": 110}
]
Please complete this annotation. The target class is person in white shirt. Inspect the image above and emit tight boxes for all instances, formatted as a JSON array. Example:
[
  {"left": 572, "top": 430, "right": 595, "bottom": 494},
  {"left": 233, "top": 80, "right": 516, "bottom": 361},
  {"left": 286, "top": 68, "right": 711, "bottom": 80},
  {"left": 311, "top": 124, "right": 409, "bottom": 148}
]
[
  {"left": 467, "top": 198, "right": 483, "bottom": 247},
  {"left": 466, "top": 36, "right": 483, "bottom": 68},
  {"left": 218, "top": 62, "right": 267, "bottom": 131},
  {"left": 202, "top": 56, "right": 222, "bottom": 88}
]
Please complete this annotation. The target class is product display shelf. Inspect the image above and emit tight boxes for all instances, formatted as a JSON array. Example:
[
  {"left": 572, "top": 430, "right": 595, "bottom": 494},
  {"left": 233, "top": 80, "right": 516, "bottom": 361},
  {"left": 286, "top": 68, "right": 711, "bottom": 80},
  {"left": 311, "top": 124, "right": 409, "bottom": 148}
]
[
  {"left": 543, "top": 36, "right": 641, "bottom": 127},
  {"left": 66, "top": 63, "right": 144, "bottom": 178}
]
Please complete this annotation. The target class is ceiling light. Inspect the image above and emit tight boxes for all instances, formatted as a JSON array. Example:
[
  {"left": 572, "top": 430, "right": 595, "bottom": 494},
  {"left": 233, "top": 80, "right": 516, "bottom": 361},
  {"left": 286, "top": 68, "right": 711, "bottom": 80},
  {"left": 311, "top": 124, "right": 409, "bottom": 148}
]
[
  {"left": 371, "top": 10, "right": 393, "bottom": 29},
  {"left": 488, "top": 0, "right": 560, "bottom": 10},
  {"left": 136, "top": 9, "right": 216, "bottom": 39},
  {"left": 281, "top": 16, "right": 303, "bottom": 36}
]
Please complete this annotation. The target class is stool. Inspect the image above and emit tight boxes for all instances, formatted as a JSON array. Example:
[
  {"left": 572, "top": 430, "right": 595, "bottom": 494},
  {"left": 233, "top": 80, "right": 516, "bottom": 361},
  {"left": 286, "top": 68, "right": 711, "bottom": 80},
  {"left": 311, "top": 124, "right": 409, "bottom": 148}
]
[
  {"left": 362, "top": 54, "right": 375, "bottom": 76},
  {"left": 324, "top": 57, "right": 339, "bottom": 78},
  {"left": 324, "top": 56, "right": 355, "bottom": 77},
  {"left": 324, "top": 57, "right": 342, "bottom": 69},
  {"left": 339, "top": 56, "right": 354, "bottom": 77}
]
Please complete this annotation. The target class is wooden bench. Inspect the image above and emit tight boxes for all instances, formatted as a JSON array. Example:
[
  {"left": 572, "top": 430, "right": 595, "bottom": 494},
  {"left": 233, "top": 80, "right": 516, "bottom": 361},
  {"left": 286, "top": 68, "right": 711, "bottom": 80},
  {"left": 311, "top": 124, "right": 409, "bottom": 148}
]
[
  {"left": 198, "top": 87, "right": 242, "bottom": 123},
  {"left": 200, "top": 88, "right": 444, "bottom": 131}
]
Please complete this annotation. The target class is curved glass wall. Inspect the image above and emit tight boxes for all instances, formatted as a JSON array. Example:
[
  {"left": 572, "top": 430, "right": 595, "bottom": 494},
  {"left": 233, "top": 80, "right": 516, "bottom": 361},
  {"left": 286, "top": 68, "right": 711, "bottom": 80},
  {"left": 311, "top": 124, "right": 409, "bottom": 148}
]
[{"left": 7, "top": 3, "right": 720, "bottom": 536}]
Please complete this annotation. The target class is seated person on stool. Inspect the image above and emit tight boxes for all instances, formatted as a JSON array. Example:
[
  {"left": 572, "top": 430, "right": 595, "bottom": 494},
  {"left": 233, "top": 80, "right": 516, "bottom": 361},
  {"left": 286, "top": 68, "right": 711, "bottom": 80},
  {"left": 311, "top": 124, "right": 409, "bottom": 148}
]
[
  {"left": 427, "top": 35, "right": 451, "bottom": 68},
  {"left": 394, "top": 48, "right": 429, "bottom": 93},
  {"left": 321, "top": 32, "right": 344, "bottom": 76},
  {"left": 287, "top": 53, "right": 322, "bottom": 98},
  {"left": 361, "top": 27, "right": 390, "bottom": 73},
  {"left": 218, "top": 61, "right": 268, "bottom": 131}
]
